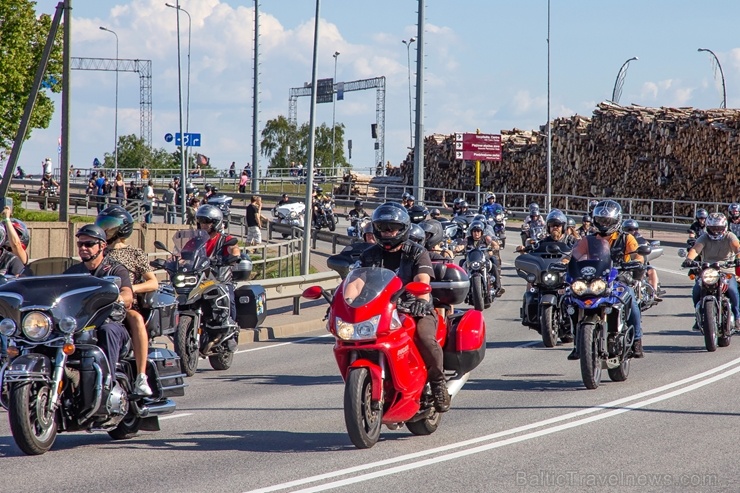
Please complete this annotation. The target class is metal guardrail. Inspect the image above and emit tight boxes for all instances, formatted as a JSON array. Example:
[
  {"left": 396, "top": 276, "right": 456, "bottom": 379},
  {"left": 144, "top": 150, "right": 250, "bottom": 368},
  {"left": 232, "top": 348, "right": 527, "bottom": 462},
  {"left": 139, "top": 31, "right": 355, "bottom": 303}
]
[{"left": 237, "top": 270, "right": 340, "bottom": 315}]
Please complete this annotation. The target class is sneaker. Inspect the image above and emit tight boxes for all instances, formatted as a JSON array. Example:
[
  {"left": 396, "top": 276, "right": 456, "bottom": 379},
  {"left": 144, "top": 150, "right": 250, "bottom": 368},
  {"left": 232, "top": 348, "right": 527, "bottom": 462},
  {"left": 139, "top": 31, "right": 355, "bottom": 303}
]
[
  {"left": 135, "top": 373, "right": 153, "bottom": 396},
  {"left": 567, "top": 348, "right": 579, "bottom": 361},
  {"left": 632, "top": 339, "right": 644, "bottom": 358},
  {"left": 431, "top": 381, "right": 451, "bottom": 413}
]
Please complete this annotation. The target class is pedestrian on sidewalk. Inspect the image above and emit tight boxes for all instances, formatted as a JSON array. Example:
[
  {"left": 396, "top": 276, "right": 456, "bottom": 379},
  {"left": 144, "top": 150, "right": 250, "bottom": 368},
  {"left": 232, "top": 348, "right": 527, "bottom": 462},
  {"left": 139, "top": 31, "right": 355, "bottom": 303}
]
[{"left": 246, "top": 195, "right": 262, "bottom": 246}]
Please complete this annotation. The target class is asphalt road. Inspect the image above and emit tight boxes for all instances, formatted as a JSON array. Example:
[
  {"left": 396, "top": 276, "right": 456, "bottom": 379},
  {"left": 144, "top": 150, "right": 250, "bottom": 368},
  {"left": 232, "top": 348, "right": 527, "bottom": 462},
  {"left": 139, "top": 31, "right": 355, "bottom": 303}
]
[{"left": 2, "top": 240, "right": 740, "bottom": 493}]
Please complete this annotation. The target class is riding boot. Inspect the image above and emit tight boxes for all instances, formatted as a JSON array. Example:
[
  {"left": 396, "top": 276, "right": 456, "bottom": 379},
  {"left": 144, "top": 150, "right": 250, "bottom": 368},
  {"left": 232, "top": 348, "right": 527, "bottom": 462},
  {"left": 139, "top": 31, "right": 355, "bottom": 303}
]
[{"left": 632, "top": 339, "right": 644, "bottom": 358}]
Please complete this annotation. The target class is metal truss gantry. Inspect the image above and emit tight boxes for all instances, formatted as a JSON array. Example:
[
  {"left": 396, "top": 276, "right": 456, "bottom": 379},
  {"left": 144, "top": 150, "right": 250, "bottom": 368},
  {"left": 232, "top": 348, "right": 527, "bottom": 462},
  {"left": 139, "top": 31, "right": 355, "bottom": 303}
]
[
  {"left": 71, "top": 57, "right": 153, "bottom": 147},
  {"left": 289, "top": 76, "right": 385, "bottom": 170}
]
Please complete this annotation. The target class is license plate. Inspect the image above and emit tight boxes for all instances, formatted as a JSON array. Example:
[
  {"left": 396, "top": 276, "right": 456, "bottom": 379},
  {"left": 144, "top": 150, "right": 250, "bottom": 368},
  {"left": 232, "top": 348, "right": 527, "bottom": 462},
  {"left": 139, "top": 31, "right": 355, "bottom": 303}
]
[{"left": 557, "top": 289, "right": 566, "bottom": 295}]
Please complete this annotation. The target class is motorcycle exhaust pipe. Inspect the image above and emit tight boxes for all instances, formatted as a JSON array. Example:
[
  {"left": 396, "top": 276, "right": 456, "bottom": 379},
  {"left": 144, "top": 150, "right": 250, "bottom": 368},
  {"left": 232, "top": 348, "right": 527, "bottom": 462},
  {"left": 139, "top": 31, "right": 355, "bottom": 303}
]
[
  {"left": 139, "top": 399, "right": 176, "bottom": 417},
  {"left": 446, "top": 372, "right": 471, "bottom": 399}
]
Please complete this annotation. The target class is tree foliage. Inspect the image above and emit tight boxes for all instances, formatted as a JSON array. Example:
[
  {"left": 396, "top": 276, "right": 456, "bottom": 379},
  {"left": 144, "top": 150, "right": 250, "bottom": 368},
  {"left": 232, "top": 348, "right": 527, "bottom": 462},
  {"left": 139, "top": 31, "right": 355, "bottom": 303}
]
[
  {"left": 0, "top": 0, "right": 63, "bottom": 157},
  {"left": 260, "top": 115, "right": 348, "bottom": 172},
  {"left": 102, "top": 134, "right": 178, "bottom": 170}
]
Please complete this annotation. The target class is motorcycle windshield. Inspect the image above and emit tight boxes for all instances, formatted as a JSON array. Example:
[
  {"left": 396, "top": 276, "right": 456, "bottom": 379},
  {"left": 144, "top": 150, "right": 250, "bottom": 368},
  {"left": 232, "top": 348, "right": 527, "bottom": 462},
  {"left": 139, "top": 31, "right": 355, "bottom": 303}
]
[
  {"left": 343, "top": 267, "right": 397, "bottom": 308},
  {"left": 171, "top": 229, "right": 210, "bottom": 269},
  {"left": 568, "top": 235, "right": 612, "bottom": 279}
]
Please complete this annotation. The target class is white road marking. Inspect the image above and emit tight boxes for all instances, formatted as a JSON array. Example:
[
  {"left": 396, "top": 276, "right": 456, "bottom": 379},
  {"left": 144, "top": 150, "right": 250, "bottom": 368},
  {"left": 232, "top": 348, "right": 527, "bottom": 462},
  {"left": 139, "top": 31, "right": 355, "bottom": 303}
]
[
  {"left": 159, "top": 413, "right": 192, "bottom": 421},
  {"left": 235, "top": 334, "right": 333, "bottom": 354},
  {"left": 515, "top": 340, "right": 540, "bottom": 348},
  {"left": 244, "top": 356, "right": 740, "bottom": 493}
]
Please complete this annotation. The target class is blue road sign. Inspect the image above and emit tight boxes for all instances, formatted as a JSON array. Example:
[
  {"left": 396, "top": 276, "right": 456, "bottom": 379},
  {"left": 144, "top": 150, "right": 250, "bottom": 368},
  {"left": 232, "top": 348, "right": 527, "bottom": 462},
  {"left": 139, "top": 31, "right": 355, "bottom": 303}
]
[
  {"left": 175, "top": 133, "right": 202, "bottom": 147},
  {"left": 164, "top": 133, "right": 174, "bottom": 143}
]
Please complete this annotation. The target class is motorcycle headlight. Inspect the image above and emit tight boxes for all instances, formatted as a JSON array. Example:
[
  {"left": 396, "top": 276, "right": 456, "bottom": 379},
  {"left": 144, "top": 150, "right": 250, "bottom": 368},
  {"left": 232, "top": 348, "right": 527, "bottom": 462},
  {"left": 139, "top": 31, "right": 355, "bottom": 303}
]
[
  {"left": 542, "top": 272, "right": 558, "bottom": 286},
  {"left": 174, "top": 274, "right": 198, "bottom": 288},
  {"left": 571, "top": 280, "right": 588, "bottom": 296},
  {"left": 22, "top": 311, "right": 52, "bottom": 341},
  {"left": 0, "top": 318, "right": 16, "bottom": 337},
  {"left": 335, "top": 315, "right": 381, "bottom": 341},
  {"left": 589, "top": 279, "right": 607, "bottom": 295},
  {"left": 702, "top": 269, "right": 720, "bottom": 285},
  {"left": 495, "top": 214, "right": 504, "bottom": 222},
  {"left": 469, "top": 260, "right": 482, "bottom": 271},
  {"left": 58, "top": 316, "right": 77, "bottom": 334}
]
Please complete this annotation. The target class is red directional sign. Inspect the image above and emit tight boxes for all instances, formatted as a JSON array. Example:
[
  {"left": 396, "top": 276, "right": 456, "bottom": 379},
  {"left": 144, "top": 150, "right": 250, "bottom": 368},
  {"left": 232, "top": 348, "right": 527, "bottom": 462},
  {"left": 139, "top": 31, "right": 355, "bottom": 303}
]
[{"left": 454, "top": 132, "right": 502, "bottom": 161}]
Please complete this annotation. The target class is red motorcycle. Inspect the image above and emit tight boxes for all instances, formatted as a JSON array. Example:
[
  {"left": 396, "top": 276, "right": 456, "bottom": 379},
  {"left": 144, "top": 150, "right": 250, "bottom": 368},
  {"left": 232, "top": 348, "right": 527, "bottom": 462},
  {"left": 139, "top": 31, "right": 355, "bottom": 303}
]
[{"left": 303, "top": 263, "right": 486, "bottom": 449}]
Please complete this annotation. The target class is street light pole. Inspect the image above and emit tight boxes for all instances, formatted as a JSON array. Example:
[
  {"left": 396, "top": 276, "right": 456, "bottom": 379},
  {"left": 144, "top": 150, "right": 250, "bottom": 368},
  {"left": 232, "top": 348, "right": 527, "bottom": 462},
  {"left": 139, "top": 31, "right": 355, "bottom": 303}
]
[
  {"left": 99, "top": 26, "right": 119, "bottom": 171},
  {"left": 165, "top": 3, "right": 192, "bottom": 166},
  {"left": 610, "top": 56, "right": 638, "bottom": 104},
  {"left": 402, "top": 37, "right": 416, "bottom": 149},
  {"left": 168, "top": 0, "right": 187, "bottom": 223},
  {"left": 546, "top": 0, "right": 551, "bottom": 212},
  {"left": 331, "top": 51, "right": 340, "bottom": 176},
  {"left": 698, "top": 48, "right": 727, "bottom": 109}
]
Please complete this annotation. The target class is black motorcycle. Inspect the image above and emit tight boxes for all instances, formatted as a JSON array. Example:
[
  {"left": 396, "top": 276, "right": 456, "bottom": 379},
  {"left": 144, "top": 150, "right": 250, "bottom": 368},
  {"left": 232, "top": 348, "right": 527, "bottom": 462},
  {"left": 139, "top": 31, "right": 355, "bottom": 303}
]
[
  {"left": 153, "top": 230, "right": 256, "bottom": 376},
  {"left": 462, "top": 244, "right": 495, "bottom": 311},
  {"left": 0, "top": 268, "right": 185, "bottom": 455},
  {"left": 206, "top": 192, "right": 233, "bottom": 230},
  {"left": 313, "top": 200, "right": 336, "bottom": 231},
  {"left": 515, "top": 242, "right": 572, "bottom": 347},
  {"left": 680, "top": 254, "right": 735, "bottom": 352},
  {"left": 38, "top": 185, "right": 59, "bottom": 211}
]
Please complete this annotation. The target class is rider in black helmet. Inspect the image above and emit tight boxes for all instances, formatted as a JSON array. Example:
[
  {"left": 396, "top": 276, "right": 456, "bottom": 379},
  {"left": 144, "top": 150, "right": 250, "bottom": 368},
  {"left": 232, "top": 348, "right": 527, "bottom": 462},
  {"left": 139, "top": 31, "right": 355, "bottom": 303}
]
[{"left": 358, "top": 203, "right": 451, "bottom": 412}]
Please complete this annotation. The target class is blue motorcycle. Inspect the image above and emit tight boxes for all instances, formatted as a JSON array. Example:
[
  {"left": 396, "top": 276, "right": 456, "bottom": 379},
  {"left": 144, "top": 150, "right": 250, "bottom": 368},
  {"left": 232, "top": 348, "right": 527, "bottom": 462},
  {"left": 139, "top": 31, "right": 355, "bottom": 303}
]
[{"left": 565, "top": 236, "right": 642, "bottom": 389}]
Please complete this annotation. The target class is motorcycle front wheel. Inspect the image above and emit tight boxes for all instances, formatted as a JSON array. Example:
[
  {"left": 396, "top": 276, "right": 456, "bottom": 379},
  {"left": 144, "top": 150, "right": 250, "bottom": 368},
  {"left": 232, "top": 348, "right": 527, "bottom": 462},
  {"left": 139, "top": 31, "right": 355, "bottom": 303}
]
[
  {"left": 702, "top": 302, "right": 718, "bottom": 352},
  {"left": 719, "top": 304, "right": 732, "bottom": 348},
  {"left": 578, "top": 319, "right": 603, "bottom": 390},
  {"left": 344, "top": 367, "right": 382, "bottom": 449},
  {"left": 8, "top": 382, "right": 58, "bottom": 455},
  {"left": 208, "top": 350, "right": 234, "bottom": 370},
  {"left": 175, "top": 315, "right": 200, "bottom": 376},
  {"left": 540, "top": 306, "right": 557, "bottom": 348},
  {"left": 470, "top": 275, "right": 485, "bottom": 311},
  {"left": 328, "top": 215, "right": 336, "bottom": 232}
]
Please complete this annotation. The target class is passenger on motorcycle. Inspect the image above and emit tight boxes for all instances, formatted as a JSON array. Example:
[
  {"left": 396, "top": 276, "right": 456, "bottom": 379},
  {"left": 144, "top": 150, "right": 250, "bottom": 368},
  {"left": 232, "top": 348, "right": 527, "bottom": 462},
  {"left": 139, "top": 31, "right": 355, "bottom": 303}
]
[
  {"left": 727, "top": 203, "right": 740, "bottom": 238},
  {"left": 63, "top": 225, "right": 133, "bottom": 374},
  {"left": 420, "top": 219, "right": 454, "bottom": 261},
  {"left": 479, "top": 193, "right": 499, "bottom": 217},
  {"left": 404, "top": 195, "right": 416, "bottom": 211},
  {"left": 362, "top": 221, "right": 376, "bottom": 244},
  {"left": 451, "top": 197, "right": 465, "bottom": 216},
  {"left": 401, "top": 192, "right": 412, "bottom": 208},
  {"left": 1, "top": 208, "right": 29, "bottom": 266},
  {"left": 357, "top": 203, "right": 451, "bottom": 412},
  {"left": 566, "top": 217, "right": 580, "bottom": 240},
  {"left": 575, "top": 200, "right": 644, "bottom": 359},
  {"left": 622, "top": 219, "right": 663, "bottom": 302},
  {"left": 429, "top": 208, "right": 444, "bottom": 221},
  {"left": 454, "top": 201, "right": 470, "bottom": 217},
  {"left": 520, "top": 203, "right": 545, "bottom": 245},
  {"left": 456, "top": 220, "right": 504, "bottom": 297},
  {"left": 349, "top": 199, "right": 369, "bottom": 222},
  {"left": 196, "top": 205, "right": 241, "bottom": 326},
  {"left": 682, "top": 212, "right": 740, "bottom": 332},
  {"left": 95, "top": 206, "right": 156, "bottom": 395},
  {"left": 688, "top": 209, "right": 708, "bottom": 240},
  {"left": 577, "top": 215, "right": 596, "bottom": 237}
]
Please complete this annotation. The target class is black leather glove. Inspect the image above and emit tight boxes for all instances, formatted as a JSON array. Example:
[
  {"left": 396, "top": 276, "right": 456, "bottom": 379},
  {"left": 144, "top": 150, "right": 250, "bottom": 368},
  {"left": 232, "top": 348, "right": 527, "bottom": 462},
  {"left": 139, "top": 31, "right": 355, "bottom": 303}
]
[
  {"left": 409, "top": 298, "right": 432, "bottom": 317},
  {"left": 681, "top": 258, "right": 694, "bottom": 268}
]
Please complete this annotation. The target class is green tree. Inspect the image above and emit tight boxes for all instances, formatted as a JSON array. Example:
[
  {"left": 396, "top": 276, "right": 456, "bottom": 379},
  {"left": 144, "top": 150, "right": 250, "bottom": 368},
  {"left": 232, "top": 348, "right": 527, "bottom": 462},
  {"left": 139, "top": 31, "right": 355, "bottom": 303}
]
[
  {"left": 261, "top": 115, "right": 348, "bottom": 174},
  {"left": 102, "top": 134, "right": 178, "bottom": 171},
  {"left": 0, "top": 1, "right": 63, "bottom": 157}
]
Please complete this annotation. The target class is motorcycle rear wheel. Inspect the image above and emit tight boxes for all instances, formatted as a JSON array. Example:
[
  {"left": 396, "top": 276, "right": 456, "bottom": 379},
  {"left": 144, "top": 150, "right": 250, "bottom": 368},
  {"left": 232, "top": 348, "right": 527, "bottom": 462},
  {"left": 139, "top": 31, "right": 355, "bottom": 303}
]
[
  {"left": 578, "top": 320, "right": 603, "bottom": 390},
  {"left": 328, "top": 215, "right": 336, "bottom": 232},
  {"left": 51, "top": 202, "right": 58, "bottom": 211},
  {"left": 540, "top": 306, "right": 557, "bottom": 348},
  {"left": 344, "top": 367, "right": 382, "bottom": 449},
  {"left": 8, "top": 382, "right": 57, "bottom": 455},
  {"left": 209, "top": 350, "right": 234, "bottom": 370},
  {"left": 175, "top": 315, "right": 199, "bottom": 376},
  {"left": 470, "top": 275, "right": 485, "bottom": 311},
  {"left": 406, "top": 411, "right": 441, "bottom": 436},
  {"left": 702, "top": 303, "right": 718, "bottom": 352}
]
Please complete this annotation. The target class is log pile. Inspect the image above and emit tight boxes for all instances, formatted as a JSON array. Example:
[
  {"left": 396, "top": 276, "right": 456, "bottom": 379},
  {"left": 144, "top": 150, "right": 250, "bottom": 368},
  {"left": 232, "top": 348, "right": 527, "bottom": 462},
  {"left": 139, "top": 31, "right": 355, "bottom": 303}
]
[{"left": 398, "top": 102, "right": 740, "bottom": 218}]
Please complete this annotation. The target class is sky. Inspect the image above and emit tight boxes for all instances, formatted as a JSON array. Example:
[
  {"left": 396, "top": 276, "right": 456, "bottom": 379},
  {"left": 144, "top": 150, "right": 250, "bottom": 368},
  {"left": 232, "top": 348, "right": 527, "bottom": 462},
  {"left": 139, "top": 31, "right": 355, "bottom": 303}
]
[{"left": 21, "top": 0, "right": 740, "bottom": 176}]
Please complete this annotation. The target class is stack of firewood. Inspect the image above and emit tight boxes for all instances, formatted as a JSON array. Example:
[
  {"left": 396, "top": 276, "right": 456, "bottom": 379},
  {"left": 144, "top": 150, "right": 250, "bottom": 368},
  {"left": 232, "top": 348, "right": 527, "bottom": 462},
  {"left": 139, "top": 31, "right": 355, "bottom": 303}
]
[{"left": 397, "top": 102, "right": 740, "bottom": 217}]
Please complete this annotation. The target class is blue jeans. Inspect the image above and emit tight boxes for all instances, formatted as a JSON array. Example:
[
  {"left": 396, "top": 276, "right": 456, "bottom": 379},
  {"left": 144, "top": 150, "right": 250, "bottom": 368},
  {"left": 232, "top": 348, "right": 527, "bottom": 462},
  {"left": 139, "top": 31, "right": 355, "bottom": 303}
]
[
  {"left": 143, "top": 204, "right": 152, "bottom": 223},
  {"left": 0, "top": 334, "right": 6, "bottom": 359},
  {"left": 624, "top": 285, "right": 642, "bottom": 340},
  {"left": 692, "top": 276, "right": 740, "bottom": 320}
]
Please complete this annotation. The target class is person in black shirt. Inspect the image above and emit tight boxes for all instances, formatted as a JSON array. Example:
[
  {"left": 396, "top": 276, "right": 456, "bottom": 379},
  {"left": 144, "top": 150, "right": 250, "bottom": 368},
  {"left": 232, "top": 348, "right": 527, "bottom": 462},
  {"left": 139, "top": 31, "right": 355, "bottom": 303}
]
[
  {"left": 358, "top": 203, "right": 450, "bottom": 412},
  {"left": 63, "top": 225, "right": 132, "bottom": 373},
  {"left": 688, "top": 208, "right": 708, "bottom": 240},
  {"left": 246, "top": 195, "right": 262, "bottom": 245},
  {"left": 276, "top": 193, "right": 291, "bottom": 207}
]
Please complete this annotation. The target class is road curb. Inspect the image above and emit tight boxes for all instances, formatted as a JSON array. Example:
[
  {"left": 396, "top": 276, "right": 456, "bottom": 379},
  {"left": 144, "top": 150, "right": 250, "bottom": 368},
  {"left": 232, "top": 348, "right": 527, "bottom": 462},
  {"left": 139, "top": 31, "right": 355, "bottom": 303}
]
[{"left": 237, "top": 317, "right": 327, "bottom": 344}]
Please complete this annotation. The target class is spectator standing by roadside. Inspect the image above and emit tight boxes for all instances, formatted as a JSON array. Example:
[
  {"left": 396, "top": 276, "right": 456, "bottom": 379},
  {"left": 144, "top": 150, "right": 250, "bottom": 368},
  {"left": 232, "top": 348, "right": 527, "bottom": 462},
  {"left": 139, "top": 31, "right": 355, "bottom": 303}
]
[
  {"left": 229, "top": 161, "right": 236, "bottom": 178},
  {"left": 162, "top": 183, "right": 177, "bottom": 224},
  {"left": 114, "top": 172, "right": 126, "bottom": 205},
  {"left": 238, "top": 170, "right": 249, "bottom": 193},
  {"left": 42, "top": 157, "right": 52, "bottom": 176},
  {"left": 95, "top": 171, "right": 107, "bottom": 213},
  {"left": 186, "top": 197, "right": 199, "bottom": 227},
  {"left": 141, "top": 167, "right": 150, "bottom": 181},
  {"left": 142, "top": 179, "right": 155, "bottom": 223},
  {"left": 246, "top": 195, "right": 262, "bottom": 246}
]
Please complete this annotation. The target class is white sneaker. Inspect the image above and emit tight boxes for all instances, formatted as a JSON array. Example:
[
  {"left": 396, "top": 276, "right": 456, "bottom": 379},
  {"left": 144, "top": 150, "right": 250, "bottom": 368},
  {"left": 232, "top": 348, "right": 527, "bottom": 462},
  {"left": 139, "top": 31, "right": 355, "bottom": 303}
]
[{"left": 135, "top": 373, "right": 153, "bottom": 396}]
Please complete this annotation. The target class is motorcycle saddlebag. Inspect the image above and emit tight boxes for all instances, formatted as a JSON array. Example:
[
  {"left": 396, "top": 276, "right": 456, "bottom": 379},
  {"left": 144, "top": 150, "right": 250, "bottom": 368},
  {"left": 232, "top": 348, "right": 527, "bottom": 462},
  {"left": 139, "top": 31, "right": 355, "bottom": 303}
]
[
  {"left": 235, "top": 285, "right": 267, "bottom": 329},
  {"left": 443, "top": 309, "right": 486, "bottom": 374},
  {"left": 147, "top": 347, "right": 186, "bottom": 398},
  {"left": 431, "top": 262, "right": 470, "bottom": 306},
  {"left": 139, "top": 288, "right": 178, "bottom": 338}
]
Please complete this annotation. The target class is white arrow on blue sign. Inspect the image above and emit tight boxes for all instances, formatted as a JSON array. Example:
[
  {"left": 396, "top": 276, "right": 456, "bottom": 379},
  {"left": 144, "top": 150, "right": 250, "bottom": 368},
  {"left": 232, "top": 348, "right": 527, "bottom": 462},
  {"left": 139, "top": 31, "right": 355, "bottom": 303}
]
[{"left": 175, "top": 133, "right": 202, "bottom": 147}]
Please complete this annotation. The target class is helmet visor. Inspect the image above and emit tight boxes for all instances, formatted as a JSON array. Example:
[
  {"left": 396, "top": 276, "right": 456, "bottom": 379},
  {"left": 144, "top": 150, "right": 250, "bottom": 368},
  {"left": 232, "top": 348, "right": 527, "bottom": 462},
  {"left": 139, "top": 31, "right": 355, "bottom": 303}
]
[
  {"left": 374, "top": 221, "right": 404, "bottom": 234},
  {"left": 707, "top": 225, "right": 726, "bottom": 239},
  {"left": 593, "top": 215, "right": 619, "bottom": 232},
  {"left": 95, "top": 215, "right": 124, "bottom": 240}
]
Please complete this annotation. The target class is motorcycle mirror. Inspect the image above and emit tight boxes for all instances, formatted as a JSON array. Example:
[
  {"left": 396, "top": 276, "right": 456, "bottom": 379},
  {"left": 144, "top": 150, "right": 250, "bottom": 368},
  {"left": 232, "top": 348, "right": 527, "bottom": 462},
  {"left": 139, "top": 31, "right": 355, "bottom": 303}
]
[
  {"left": 150, "top": 258, "right": 166, "bottom": 270},
  {"left": 677, "top": 248, "right": 687, "bottom": 258},
  {"left": 302, "top": 286, "right": 325, "bottom": 300},
  {"left": 223, "top": 237, "right": 239, "bottom": 247},
  {"left": 153, "top": 240, "right": 170, "bottom": 253},
  {"left": 546, "top": 243, "right": 561, "bottom": 254},
  {"left": 406, "top": 281, "right": 432, "bottom": 297},
  {"left": 636, "top": 244, "right": 652, "bottom": 256}
]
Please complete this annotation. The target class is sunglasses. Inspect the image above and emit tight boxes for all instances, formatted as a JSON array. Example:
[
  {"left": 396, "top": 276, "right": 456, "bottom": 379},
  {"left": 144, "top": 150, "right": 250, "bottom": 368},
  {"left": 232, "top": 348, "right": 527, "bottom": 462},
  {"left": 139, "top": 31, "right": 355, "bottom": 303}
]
[
  {"left": 76, "top": 240, "right": 99, "bottom": 248},
  {"left": 375, "top": 223, "right": 404, "bottom": 233},
  {"left": 197, "top": 217, "right": 215, "bottom": 224}
]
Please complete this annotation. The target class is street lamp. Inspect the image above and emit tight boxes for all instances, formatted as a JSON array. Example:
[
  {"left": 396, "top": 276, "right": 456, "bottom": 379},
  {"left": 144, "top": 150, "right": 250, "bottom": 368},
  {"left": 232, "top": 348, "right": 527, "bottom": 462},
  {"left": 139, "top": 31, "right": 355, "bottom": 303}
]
[
  {"left": 610, "top": 56, "right": 638, "bottom": 104},
  {"left": 99, "top": 26, "right": 119, "bottom": 171},
  {"left": 402, "top": 37, "right": 416, "bottom": 149},
  {"left": 698, "top": 48, "right": 727, "bottom": 109},
  {"left": 331, "top": 51, "right": 340, "bottom": 176},
  {"left": 166, "top": 1, "right": 187, "bottom": 223},
  {"left": 165, "top": 3, "right": 192, "bottom": 164}
]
